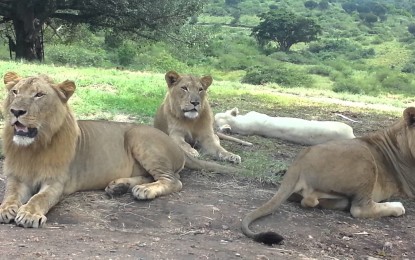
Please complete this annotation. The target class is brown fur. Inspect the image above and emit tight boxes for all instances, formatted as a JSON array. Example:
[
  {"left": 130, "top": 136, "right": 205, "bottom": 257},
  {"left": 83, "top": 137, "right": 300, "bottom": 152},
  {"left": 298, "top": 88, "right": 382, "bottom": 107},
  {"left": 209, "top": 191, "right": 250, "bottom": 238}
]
[
  {"left": 154, "top": 71, "right": 241, "bottom": 163},
  {"left": 242, "top": 107, "right": 415, "bottom": 245},
  {"left": 0, "top": 72, "right": 240, "bottom": 228}
]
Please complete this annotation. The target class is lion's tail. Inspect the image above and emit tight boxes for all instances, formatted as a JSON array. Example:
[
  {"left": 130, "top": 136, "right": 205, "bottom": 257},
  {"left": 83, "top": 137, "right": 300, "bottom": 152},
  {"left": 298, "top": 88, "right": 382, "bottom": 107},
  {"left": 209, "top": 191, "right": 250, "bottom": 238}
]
[
  {"left": 184, "top": 155, "right": 243, "bottom": 174},
  {"left": 241, "top": 165, "right": 300, "bottom": 245}
]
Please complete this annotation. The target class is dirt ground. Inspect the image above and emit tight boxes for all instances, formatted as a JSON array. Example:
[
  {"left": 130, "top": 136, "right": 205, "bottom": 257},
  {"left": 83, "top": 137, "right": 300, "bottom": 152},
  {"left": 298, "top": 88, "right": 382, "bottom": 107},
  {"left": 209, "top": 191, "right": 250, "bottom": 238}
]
[{"left": 1, "top": 102, "right": 415, "bottom": 260}]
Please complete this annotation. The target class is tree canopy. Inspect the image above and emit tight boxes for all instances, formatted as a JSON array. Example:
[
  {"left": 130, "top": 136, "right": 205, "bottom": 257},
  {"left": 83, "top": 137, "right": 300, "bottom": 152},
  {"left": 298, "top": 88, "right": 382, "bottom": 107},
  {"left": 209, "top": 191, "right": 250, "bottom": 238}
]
[
  {"left": 0, "top": 0, "right": 205, "bottom": 61},
  {"left": 251, "top": 9, "right": 322, "bottom": 52}
]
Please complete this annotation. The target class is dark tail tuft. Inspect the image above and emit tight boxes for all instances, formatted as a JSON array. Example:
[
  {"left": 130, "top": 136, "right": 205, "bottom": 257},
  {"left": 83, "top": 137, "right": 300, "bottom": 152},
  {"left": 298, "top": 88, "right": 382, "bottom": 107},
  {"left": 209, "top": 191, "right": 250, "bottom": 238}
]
[{"left": 253, "top": 232, "right": 284, "bottom": 246}]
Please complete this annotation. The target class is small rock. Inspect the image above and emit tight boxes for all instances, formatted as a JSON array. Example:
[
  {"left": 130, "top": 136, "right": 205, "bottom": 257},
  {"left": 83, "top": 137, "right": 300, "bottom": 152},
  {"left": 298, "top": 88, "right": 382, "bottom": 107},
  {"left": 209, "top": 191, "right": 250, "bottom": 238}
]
[{"left": 383, "top": 241, "right": 393, "bottom": 250}]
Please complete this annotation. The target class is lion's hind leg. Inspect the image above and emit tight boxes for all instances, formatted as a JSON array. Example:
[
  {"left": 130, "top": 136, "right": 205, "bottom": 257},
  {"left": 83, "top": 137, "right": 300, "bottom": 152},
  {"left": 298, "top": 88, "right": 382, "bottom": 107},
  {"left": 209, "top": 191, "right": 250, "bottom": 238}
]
[
  {"left": 318, "top": 198, "right": 350, "bottom": 210},
  {"left": 300, "top": 189, "right": 350, "bottom": 211},
  {"left": 126, "top": 126, "right": 185, "bottom": 200},
  {"left": 105, "top": 176, "right": 154, "bottom": 197},
  {"left": 350, "top": 200, "right": 405, "bottom": 218}
]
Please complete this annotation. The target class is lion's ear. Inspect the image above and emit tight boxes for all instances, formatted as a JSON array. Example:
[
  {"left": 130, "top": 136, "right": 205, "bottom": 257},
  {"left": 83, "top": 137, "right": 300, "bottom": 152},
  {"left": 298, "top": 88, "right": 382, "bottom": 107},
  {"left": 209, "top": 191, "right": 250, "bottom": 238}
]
[
  {"left": 200, "top": 75, "right": 213, "bottom": 90},
  {"left": 404, "top": 107, "right": 415, "bottom": 127},
  {"left": 4, "top": 72, "right": 21, "bottom": 90},
  {"left": 165, "top": 71, "right": 180, "bottom": 88},
  {"left": 57, "top": 80, "right": 76, "bottom": 102}
]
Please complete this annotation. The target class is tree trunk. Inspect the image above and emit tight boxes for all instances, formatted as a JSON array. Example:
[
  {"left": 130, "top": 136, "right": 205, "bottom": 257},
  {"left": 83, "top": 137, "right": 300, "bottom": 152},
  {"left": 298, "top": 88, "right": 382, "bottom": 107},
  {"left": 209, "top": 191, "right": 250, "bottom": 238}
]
[
  {"left": 278, "top": 40, "right": 291, "bottom": 52},
  {"left": 13, "top": 1, "right": 44, "bottom": 61}
]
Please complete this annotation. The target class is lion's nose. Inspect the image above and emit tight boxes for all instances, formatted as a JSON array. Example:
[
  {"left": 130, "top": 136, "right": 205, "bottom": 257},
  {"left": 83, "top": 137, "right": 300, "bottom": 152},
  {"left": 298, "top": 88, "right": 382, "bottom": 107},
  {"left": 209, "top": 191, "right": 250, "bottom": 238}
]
[
  {"left": 190, "top": 101, "right": 200, "bottom": 106},
  {"left": 10, "top": 109, "right": 27, "bottom": 118}
]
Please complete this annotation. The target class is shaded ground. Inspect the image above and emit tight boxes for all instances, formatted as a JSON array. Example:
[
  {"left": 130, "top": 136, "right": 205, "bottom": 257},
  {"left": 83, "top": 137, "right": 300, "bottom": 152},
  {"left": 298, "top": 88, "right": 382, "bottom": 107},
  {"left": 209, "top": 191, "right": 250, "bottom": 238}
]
[{"left": 1, "top": 104, "right": 415, "bottom": 260}]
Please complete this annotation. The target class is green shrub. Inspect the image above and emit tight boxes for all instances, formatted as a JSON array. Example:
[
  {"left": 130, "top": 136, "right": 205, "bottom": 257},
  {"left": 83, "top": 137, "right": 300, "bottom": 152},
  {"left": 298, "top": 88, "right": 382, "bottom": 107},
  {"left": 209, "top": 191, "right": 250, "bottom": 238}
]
[
  {"left": 104, "top": 32, "right": 124, "bottom": 49},
  {"left": 325, "top": 60, "right": 354, "bottom": 77},
  {"left": 332, "top": 77, "right": 380, "bottom": 95},
  {"left": 268, "top": 51, "right": 317, "bottom": 65},
  {"left": 332, "top": 81, "right": 362, "bottom": 94},
  {"left": 117, "top": 43, "right": 136, "bottom": 66},
  {"left": 308, "top": 65, "right": 333, "bottom": 76},
  {"left": 242, "top": 65, "right": 314, "bottom": 87},
  {"left": 401, "top": 63, "right": 415, "bottom": 73},
  {"left": 308, "top": 39, "right": 375, "bottom": 60},
  {"left": 46, "top": 44, "right": 107, "bottom": 67},
  {"left": 375, "top": 71, "right": 414, "bottom": 94},
  {"left": 136, "top": 50, "right": 189, "bottom": 72},
  {"left": 408, "top": 23, "right": 415, "bottom": 36}
]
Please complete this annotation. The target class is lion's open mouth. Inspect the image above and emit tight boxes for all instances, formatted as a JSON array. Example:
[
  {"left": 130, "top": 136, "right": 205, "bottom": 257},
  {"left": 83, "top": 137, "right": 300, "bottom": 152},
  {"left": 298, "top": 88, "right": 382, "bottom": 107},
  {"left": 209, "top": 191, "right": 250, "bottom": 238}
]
[
  {"left": 13, "top": 121, "right": 38, "bottom": 138},
  {"left": 183, "top": 109, "right": 199, "bottom": 119}
]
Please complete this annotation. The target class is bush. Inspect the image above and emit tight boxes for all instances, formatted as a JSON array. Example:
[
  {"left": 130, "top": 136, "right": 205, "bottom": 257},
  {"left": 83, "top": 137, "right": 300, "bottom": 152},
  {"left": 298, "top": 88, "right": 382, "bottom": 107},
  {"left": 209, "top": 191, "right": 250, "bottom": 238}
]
[
  {"left": 46, "top": 44, "right": 107, "bottom": 67},
  {"left": 341, "top": 2, "right": 357, "bottom": 13},
  {"left": 304, "top": 1, "right": 318, "bottom": 9},
  {"left": 137, "top": 50, "right": 189, "bottom": 72},
  {"left": 375, "top": 70, "right": 414, "bottom": 94},
  {"left": 332, "top": 79, "right": 363, "bottom": 94},
  {"left": 318, "top": 0, "right": 329, "bottom": 10},
  {"left": 408, "top": 24, "right": 415, "bottom": 36},
  {"left": 332, "top": 77, "right": 380, "bottom": 95},
  {"left": 241, "top": 65, "right": 314, "bottom": 87},
  {"left": 308, "top": 39, "right": 375, "bottom": 60},
  {"left": 359, "top": 13, "right": 378, "bottom": 24},
  {"left": 268, "top": 51, "right": 317, "bottom": 65},
  {"left": 104, "top": 32, "right": 123, "bottom": 49},
  {"left": 117, "top": 43, "right": 136, "bottom": 66},
  {"left": 308, "top": 65, "right": 333, "bottom": 76},
  {"left": 401, "top": 63, "right": 415, "bottom": 73}
]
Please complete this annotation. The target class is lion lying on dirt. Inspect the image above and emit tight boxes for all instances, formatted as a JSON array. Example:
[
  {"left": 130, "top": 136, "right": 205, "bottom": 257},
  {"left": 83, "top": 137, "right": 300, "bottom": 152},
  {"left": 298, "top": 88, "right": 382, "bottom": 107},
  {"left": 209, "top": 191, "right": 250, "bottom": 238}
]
[
  {"left": 241, "top": 107, "right": 415, "bottom": 245},
  {"left": 215, "top": 107, "right": 355, "bottom": 145},
  {"left": 154, "top": 71, "right": 241, "bottom": 163},
  {"left": 0, "top": 72, "right": 239, "bottom": 228}
]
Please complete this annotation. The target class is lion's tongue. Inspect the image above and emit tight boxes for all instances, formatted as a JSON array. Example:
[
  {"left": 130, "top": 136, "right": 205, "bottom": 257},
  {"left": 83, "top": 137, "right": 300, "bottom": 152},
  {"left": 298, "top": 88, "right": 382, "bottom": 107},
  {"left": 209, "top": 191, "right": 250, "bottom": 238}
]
[{"left": 14, "top": 124, "right": 29, "bottom": 134}]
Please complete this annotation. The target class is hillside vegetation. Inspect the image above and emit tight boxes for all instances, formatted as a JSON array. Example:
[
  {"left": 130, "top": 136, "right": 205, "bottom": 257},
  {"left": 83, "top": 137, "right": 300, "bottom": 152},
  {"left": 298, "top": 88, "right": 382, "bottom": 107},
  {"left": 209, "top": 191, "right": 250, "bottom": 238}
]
[{"left": 1, "top": 0, "right": 415, "bottom": 98}]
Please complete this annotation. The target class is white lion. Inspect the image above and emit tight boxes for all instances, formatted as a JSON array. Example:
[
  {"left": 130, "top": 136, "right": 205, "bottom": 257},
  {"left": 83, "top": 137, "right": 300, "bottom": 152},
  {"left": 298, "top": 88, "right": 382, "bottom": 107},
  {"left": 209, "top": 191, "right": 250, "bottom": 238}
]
[{"left": 215, "top": 108, "right": 355, "bottom": 145}]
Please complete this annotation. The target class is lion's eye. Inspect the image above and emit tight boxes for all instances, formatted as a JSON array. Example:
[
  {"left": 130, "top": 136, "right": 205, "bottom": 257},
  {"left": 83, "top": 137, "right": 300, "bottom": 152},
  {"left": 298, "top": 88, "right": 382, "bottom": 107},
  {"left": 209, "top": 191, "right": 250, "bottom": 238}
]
[
  {"left": 34, "top": 92, "right": 45, "bottom": 98},
  {"left": 199, "top": 88, "right": 204, "bottom": 93},
  {"left": 12, "top": 89, "right": 18, "bottom": 95},
  {"left": 181, "top": 86, "right": 188, "bottom": 92}
]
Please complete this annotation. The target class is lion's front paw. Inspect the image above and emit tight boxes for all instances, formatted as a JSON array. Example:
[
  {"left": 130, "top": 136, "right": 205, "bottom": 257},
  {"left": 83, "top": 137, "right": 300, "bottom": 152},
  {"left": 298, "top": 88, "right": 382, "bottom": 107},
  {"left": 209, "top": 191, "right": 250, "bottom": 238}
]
[
  {"left": 386, "top": 202, "right": 406, "bottom": 217},
  {"left": 184, "top": 147, "right": 200, "bottom": 158},
  {"left": 219, "top": 152, "right": 241, "bottom": 164},
  {"left": 0, "top": 203, "right": 19, "bottom": 224},
  {"left": 105, "top": 181, "right": 130, "bottom": 197},
  {"left": 131, "top": 185, "right": 157, "bottom": 200},
  {"left": 14, "top": 205, "right": 47, "bottom": 228}
]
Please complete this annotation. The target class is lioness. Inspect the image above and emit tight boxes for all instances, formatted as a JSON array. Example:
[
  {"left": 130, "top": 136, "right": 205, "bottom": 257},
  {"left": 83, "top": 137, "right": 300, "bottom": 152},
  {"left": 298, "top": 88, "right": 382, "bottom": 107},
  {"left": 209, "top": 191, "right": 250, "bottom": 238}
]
[
  {"left": 154, "top": 71, "right": 241, "bottom": 163},
  {"left": 0, "top": 72, "right": 238, "bottom": 228},
  {"left": 242, "top": 107, "right": 415, "bottom": 245},
  {"left": 215, "top": 107, "right": 355, "bottom": 145}
]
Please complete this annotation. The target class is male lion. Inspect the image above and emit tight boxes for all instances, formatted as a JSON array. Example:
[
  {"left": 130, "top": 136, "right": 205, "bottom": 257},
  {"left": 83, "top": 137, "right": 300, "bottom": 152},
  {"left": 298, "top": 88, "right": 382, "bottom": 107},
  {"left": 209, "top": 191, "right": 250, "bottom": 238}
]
[
  {"left": 0, "top": 72, "right": 238, "bottom": 228},
  {"left": 154, "top": 71, "right": 241, "bottom": 163},
  {"left": 242, "top": 107, "right": 415, "bottom": 245}
]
